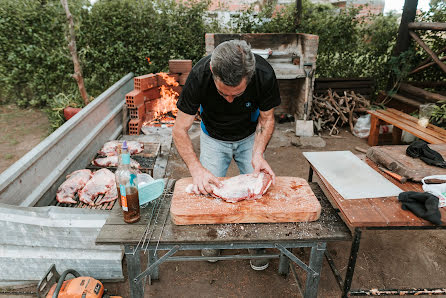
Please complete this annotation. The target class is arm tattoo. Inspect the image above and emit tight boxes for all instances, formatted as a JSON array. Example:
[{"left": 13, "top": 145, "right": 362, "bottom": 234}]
[{"left": 256, "top": 125, "right": 265, "bottom": 135}]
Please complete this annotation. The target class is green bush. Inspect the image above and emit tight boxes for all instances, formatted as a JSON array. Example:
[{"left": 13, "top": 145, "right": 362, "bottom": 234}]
[
  {"left": 0, "top": 0, "right": 444, "bottom": 131},
  {"left": 0, "top": 0, "right": 209, "bottom": 109}
]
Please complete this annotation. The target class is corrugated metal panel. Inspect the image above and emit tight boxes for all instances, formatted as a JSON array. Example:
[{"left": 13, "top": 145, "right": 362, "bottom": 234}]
[
  {"left": 0, "top": 73, "right": 134, "bottom": 207},
  {"left": 0, "top": 203, "right": 123, "bottom": 282}
]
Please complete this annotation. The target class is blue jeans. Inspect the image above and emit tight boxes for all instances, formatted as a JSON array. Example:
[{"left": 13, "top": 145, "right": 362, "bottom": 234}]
[{"left": 200, "top": 129, "right": 255, "bottom": 177}]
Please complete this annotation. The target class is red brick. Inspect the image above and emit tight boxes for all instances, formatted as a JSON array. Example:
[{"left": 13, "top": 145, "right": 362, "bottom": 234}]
[
  {"left": 128, "top": 118, "right": 143, "bottom": 135},
  {"left": 134, "top": 74, "right": 158, "bottom": 91},
  {"left": 129, "top": 104, "right": 145, "bottom": 119},
  {"left": 144, "top": 87, "right": 161, "bottom": 102},
  {"left": 126, "top": 88, "right": 161, "bottom": 108},
  {"left": 168, "top": 60, "right": 192, "bottom": 74},
  {"left": 157, "top": 73, "right": 179, "bottom": 86},
  {"left": 125, "top": 90, "right": 144, "bottom": 108},
  {"left": 179, "top": 72, "right": 189, "bottom": 86}
]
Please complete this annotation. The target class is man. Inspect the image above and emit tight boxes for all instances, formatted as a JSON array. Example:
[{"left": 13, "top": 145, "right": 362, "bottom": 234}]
[{"left": 173, "top": 40, "right": 281, "bottom": 270}]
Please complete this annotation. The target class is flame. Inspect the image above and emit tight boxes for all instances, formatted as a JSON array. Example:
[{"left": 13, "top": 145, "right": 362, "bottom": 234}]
[
  {"left": 158, "top": 72, "right": 179, "bottom": 87},
  {"left": 143, "top": 72, "right": 180, "bottom": 126},
  {"left": 154, "top": 85, "right": 179, "bottom": 118}
]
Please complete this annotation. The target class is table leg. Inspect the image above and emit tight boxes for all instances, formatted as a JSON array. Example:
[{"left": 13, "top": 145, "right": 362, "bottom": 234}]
[
  {"left": 368, "top": 115, "right": 381, "bottom": 146},
  {"left": 392, "top": 126, "right": 402, "bottom": 144},
  {"left": 342, "top": 228, "right": 362, "bottom": 298},
  {"left": 278, "top": 253, "right": 290, "bottom": 276},
  {"left": 148, "top": 249, "right": 159, "bottom": 280},
  {"left": 308, "top": 167, "right": 314, "bottom": 182},
  {"left": 125, "top": 245, "right": 143, "bottom": 298},
  {"left": 304, "top": 242, "right": 326, "bottom": 298}
]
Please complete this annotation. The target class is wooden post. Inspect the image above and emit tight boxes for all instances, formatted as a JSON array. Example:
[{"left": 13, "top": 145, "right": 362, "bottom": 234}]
[
  {"left": 368, "top": 114, "right": 382, "bottom": 146},
  {"left": 60, "top": 0, "right": 89, "bottom": 105},
  {"left": 393, "top": 0, "right": 418, "bottom": 56},
  {"left": 388, "top": 0, "right": 418, "bottom": 89},
  {"left": 294, "top": 0, "right": 303, "bottom": 30}
]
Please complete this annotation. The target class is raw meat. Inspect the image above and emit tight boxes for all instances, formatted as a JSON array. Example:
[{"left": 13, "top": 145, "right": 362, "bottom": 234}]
[
  {"left": 56, "top": 169, "right": 92, "bottom": 204},
  {"left": 78, "top": 169, "right": 117, "bottom": 205},
  {"left": 98, "top": 141, "right": 144, "bottom": 156},
  {"left": 185, "top": 171, "right": 273, "bottom": 203},
  {"left": 96, "top": 186, "right": 118, "bottom": 205},
  {"left": 92, "top": 156, "right": 141, "bottom": 169}
]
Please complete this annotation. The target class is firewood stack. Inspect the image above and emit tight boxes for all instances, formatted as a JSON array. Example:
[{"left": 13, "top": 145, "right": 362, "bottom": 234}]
[{"left": 310, "top": 89, "right": 371, "bottom": 135}]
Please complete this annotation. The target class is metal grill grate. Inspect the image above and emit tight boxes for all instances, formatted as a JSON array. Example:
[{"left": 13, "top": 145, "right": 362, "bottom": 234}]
[{"left": 51, "top": 193, "right": 116, "bottom": 210}]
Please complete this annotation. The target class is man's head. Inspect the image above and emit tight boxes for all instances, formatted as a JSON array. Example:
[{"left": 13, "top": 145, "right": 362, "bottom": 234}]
[{"left": 210, "top": 40, "right": 255, "bottom": 103}]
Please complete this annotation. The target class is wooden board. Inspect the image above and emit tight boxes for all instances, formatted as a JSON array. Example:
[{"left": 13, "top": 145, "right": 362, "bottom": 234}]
[
  {"left": 170, "top": 177, "right": 321, "bottom": 225},
  {"left": 367, "top": 144, "right": 446, "bottom": 182}
]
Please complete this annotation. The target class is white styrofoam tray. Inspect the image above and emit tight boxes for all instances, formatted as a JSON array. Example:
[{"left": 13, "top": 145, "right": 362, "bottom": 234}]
[{"left": 303, "top": 151, "right": 403, "bottom": 199}]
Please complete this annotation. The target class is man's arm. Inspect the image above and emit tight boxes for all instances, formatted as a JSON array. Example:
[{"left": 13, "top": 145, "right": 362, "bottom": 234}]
[
  {"left": 172, "top": 110, "right": 221, "bottom": 194},
  {"left": 252, "top": 108, "right": 276, "bottom": 183}
]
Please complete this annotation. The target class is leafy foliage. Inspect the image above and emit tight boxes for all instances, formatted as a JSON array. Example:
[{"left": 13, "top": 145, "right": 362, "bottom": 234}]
[{"left": 0, "top": 0, "right": 444, "bottom": 131}]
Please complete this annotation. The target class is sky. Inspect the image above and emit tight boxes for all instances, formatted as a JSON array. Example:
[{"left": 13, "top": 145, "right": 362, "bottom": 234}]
[{"left": 384, "top": 0, "right": 432, "bottom": 14}]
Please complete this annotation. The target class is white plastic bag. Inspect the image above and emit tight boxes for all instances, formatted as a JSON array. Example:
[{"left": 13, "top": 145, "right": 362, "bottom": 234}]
[
  {"left": 422, "top": 175, "right": 446, "bottom": 208},
  {"left": 352, "top": 114, "right": 371, "bottom": 138}
]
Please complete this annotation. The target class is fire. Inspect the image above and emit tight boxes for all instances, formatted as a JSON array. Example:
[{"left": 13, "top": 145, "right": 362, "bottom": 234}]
[
  {"left": 143, "top": 72, "right": 180, "bottom": 127},
  {"left": 155, "top": 84, "right": 179, "bottom": 118}
]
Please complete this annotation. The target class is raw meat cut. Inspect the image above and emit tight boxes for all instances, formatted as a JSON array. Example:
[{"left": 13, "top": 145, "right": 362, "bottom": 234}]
[
  {"left": 92, "top": 156, "right": 141, "bottom": 169},
  {"left": 98, "top": 141, "right": 144, "bottom": 156},
  {"left": 56, "top": 169, "right": 92, "bottom": 204},
  {"left": 78, "top": 169, "right": 117, "bottom": 205},
  {"left": 185, "top": 172, "right": 273, "bottom": 203},
  {"left": 96, "top": 186, "right": 118, "bottom": 205}
]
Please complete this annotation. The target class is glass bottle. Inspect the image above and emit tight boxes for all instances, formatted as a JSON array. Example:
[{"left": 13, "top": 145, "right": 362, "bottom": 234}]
[{"left": 115, "top": 141, "right": 140, "bottom": 223}]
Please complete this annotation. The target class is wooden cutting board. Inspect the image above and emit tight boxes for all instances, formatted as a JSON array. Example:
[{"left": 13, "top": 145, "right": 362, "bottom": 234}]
[{"left": 170, "top": 177, "right": 321, "bottom": 225}]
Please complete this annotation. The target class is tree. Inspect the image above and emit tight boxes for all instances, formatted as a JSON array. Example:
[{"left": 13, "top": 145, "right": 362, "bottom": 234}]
[{"left": 60, "top": 0, "right": 89, "bottom": 105}]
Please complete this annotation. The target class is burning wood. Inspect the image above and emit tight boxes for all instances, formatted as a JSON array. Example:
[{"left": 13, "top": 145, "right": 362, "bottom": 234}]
[
  {"left": 143, "top": 72, "right": 180, "bottom": 127},
  {"left": 310, "top": 89, "right": 371, "bottom": 135}
]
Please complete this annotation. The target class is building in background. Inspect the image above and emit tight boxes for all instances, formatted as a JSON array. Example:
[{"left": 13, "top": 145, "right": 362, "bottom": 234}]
[{"left": 206, "top": 0, "right": 385, "bottom": 25}]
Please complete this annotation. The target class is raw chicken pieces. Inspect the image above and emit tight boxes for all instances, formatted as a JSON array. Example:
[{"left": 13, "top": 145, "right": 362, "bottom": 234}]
[
  {"left": 56, "top": 169, "right": 92, "bottom": 204},
  {"left": 98, "top": 141, "right": 144, "bottom": 156},
  {"left": 211, "top": 172, "right": 273, "bottom": 203},
  {"left": 92, "top": 156, "right": 141, "bottom": 169},
  {"left": 78, "top": 169, "right": 117, "bottom": 205},
  {"left": 185, "top": 171, "right": 273, "bottom": 203}
]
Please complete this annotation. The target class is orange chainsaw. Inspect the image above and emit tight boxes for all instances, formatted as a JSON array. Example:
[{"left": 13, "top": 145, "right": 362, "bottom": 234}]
[{"left": 37, "top": 264, "right": 121, "bottom": 298}]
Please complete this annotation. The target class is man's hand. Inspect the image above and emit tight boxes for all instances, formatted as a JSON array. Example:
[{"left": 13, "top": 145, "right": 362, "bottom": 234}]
[
  {"left": 252, "top": 152, "right": 276, "bottom": 184},
  {"left": 189, "top": 164, "right": 223, "bottom": 195}
]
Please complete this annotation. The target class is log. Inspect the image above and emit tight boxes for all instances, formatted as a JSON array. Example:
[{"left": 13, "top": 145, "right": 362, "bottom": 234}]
[
  {"left": 409, "top": 81, "right": 446, "bottom": 89},
  {"left": 410, "top": 56, "right": 446, "bottom": 75},
  {"left": 399, "top": 82, "right": 446, "bottom": 103},
  {"left": 414, "top": 45, "right": 446, "bottom": 69},
  {"left": 380, "top": 91, "right": 421, "bottom": 108},
  {"left": 408, "top": 22, "right": 446, "bottom": 31},
  {"left": 408, "top": 30, "right": 446, "bottom": 73}
]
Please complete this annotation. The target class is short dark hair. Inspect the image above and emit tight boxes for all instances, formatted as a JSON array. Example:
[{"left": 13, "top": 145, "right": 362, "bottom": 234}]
[{"left": 210, "top": 40, "right": 255, "bottom": 87}]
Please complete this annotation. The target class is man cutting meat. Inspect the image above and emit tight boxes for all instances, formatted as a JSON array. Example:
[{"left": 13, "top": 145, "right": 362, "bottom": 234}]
[{"left": 173, "top": 39, "right": 281, "bottom": 270}]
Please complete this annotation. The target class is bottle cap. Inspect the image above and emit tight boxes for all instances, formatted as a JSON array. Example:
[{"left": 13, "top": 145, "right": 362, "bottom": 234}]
[{"left": 122, "top": 140, "right": 128, "bottom": 150}]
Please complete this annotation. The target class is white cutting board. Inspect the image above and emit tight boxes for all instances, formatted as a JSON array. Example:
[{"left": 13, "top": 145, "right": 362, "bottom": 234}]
[{"left": 303, "top": 151, "right": 402, "bottom": 199}]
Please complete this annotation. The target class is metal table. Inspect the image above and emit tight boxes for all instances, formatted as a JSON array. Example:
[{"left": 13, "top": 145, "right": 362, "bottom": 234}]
[
  {"left": 96, "top": 180, "right": 351, "bottom": 298},
  {"left": 306, "top": 156, "right": 446, "bottom": 297}
]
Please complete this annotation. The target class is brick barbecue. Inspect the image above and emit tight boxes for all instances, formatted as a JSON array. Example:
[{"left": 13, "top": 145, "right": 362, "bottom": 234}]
[{"left": 125, "top": 60, "right": 192, "bottom": 134}]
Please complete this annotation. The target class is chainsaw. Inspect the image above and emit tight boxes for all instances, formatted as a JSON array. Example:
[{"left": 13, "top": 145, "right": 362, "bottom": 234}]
[{"left": 37, "top": 264, "right": 121, "bottom": 298}]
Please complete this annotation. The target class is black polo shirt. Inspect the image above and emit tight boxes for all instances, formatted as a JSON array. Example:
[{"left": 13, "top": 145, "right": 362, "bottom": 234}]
[{"left": 176, "top": 54, "right": 281, "bottom": 142}]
